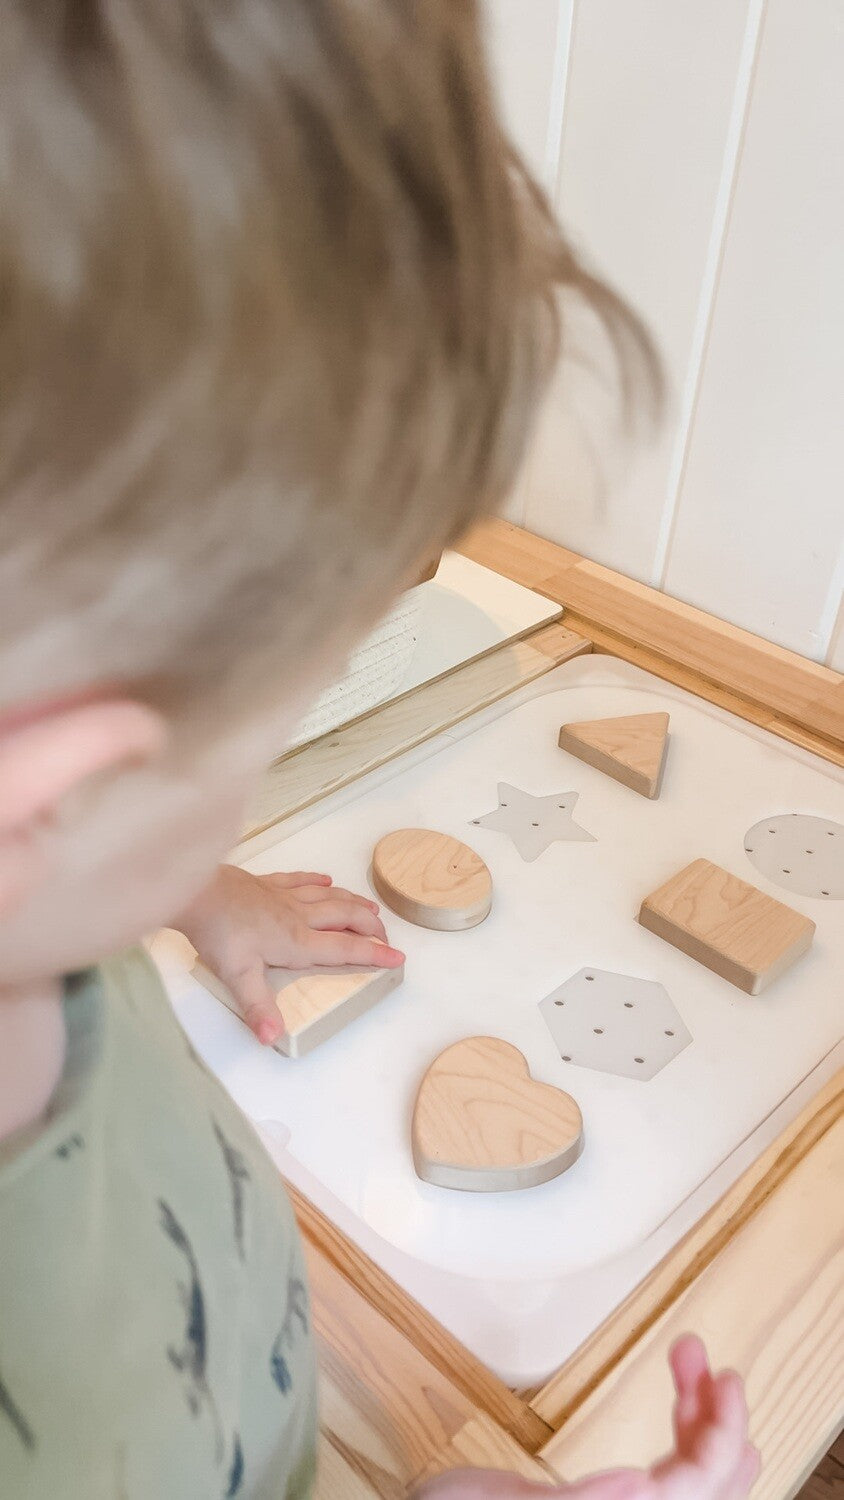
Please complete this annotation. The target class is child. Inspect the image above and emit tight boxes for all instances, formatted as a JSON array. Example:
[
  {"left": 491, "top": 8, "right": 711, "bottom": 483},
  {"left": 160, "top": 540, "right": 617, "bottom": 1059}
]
[{"left": 0, "top": 2, "right": 758, "bottom": 1496}]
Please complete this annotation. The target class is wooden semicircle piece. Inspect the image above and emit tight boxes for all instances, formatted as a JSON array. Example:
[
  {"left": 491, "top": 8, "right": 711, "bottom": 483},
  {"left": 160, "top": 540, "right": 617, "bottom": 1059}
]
[
  {"left": 372, "top": 828, "right": 492, "bottom": 931},
  {"left": 412, "top": 1036, "right": 584, "bottom": 1192},
  {"left": 558, "top": 711, "right": 670, "bottom": 799}
]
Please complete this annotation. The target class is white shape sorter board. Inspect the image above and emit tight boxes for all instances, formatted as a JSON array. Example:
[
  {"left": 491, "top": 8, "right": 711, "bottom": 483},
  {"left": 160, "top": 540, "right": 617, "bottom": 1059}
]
[{"left": 153, "top": 656, "right": 844, "bottom": 1386}]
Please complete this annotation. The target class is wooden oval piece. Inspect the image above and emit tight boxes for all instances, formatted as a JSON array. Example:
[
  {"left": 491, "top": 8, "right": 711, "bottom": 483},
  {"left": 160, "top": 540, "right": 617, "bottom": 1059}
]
[
  {"left": 412, "top": 1036, "right": 584, "bottom": 1192},
  {"left": 372, "top": 828, "right": 492, "bottom": 930}
]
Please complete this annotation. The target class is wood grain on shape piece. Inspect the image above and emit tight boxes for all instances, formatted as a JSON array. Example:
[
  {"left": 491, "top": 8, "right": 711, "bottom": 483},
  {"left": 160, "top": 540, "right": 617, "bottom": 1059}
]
[
  {"left": 558, "top": 712, "right": 670, "bottom": 799},
  {"left": 372, "top": 829, "right": 492, "bottom": 931},
  {"left": 193, "top": 959, "right": 403, "bottom": 1058},
  {"left": 412, "top": 1037, "right": 584, "bottom": 1193},
  {"left": 638, "top": 859, "right": 815, "bottom": 995}
]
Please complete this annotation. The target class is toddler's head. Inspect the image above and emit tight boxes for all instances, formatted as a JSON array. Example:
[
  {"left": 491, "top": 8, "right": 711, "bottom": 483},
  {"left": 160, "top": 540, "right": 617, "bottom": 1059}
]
[{"left": 0, "top": 0, "right": 655, "bottom": 982}]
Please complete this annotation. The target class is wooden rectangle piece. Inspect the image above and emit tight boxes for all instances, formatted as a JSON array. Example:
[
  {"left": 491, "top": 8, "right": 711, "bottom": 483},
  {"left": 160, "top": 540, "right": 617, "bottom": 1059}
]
[
  {"left": 193, "top": 960, "right": 403, "bottom": 1057},
  {"left": 638, "top": 859, "right": 815, "bottom": 994}
]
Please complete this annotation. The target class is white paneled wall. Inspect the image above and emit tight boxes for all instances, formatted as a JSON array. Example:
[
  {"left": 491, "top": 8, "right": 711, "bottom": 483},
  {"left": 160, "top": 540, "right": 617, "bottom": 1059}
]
[{"left": 485, "top": 1, "right": 844, "bottom": 665}]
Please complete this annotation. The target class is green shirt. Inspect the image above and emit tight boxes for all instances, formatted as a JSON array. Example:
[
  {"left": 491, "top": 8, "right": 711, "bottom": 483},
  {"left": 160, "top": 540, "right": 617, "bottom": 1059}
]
[{"left": 0, "top": 949, "right": 317, "bottom": 1500}]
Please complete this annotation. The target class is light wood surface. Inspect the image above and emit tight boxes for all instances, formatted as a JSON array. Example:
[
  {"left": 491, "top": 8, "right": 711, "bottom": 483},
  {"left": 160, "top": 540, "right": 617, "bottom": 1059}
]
[
  {"left": 192, "top": 959, "right": 404, "bottom": 1058},
  {"left": 244, "top": 622, "right": 591, "bottom": 841},
  {"left": 372, "top": 830, "right": 493, "bottom": 932},
  {"left": 412, "top": 1037, "right": 584, "bottom": 1193},
  {"left": 531, "top": 1070, "right": 843, "bottom": 1428},
  {"left": 558, "top": 711, "right": 670, "bottom": 799},
  {"left": 305, "top": 1239, "right": 483, "bottom": 1495},
  {"left": 638, "top": 858, "right": 816, "bottom": 994},
  {"left": 539, "top": 1112, "right": 844, "bottom": 1500},
  {"left": 288, "top": 1182, "right": 553, "bottom": 1453},
  {"left": 457, "top": 520, "right": 844, "bottom": 759},
  {"left": 418, "top": 1414, "right": 555, "bottom": 1486}
]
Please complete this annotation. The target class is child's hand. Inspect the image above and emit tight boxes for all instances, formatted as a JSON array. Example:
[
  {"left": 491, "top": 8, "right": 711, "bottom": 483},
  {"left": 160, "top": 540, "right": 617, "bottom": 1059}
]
[
  {"left": 415, "top": 1338, "right": 758, "bottom": 1500},
  {"left": 176, "top": 864, "right": 404, "bottom": 1046}
]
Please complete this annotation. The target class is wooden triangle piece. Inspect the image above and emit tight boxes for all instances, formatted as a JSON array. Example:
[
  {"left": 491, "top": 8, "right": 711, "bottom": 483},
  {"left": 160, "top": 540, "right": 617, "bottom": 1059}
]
[
  {"left": 558, "top": 712, "right": 670, "bottom": 799},
  {"left": 193, "top": 959, "right": 404, "bottom": 1057}
]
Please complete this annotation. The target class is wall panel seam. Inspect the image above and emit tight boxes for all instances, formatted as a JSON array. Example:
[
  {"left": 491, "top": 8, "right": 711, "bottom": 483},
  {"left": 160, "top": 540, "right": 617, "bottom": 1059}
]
[
  {"left": 546, "top": 0, "right": 577, "bottom": 200},
  {"left": 651, "top": 0, "right": 768, "bottom": 592},
  {"left": 822, "top": 559, "right": 844, "bottom": 669}
]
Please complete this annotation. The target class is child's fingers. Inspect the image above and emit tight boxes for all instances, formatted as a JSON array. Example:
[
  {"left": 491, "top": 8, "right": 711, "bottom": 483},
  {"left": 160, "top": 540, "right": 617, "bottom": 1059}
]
[
  {"left": 418, "top": 1472, "right": 651, "bottom": 1500},
  {"left": 554, "top": 1470, "right": 652, "bottom": 1499},
  {"left": 302, "top": 898, "right": 388, "bottom": 942},
  {"left": 664, "top": 1371, "right": 749, "bottom": 1495},
  {"left": 669, "top": 1336, "right": 711, "bottom": 1406},
  {"left": 225, "top": 961, "right": 285, "bottom": 1047},
  {"left": 291, "top": 884, "right": 380, "bottom": 914},
  {"left": 695, "top": 1371, "right": 748, "bottom": 1476},
  {"left": 304, "top": 930, "right": 405, "bottom": 968},
  {"left": 670, "top": 1337, "right": 714, "bottom": 1456},
  {"left": 263, "top": 870, "right": 333, "bottom": 890},
  {"left": 727, "top": 1443, "right": 760, "bottom": 1498}
]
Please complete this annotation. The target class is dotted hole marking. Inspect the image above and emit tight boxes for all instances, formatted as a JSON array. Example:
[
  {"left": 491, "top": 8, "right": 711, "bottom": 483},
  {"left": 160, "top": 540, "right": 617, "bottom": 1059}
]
[{"left": 745, "top": 814, "right": 844, "bottom": 900}]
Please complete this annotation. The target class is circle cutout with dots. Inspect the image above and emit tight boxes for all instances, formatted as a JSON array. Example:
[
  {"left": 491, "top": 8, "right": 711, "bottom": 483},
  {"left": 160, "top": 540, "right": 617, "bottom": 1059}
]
[{"left": 743, "top": 814, "right": 844, "bottom": 899}]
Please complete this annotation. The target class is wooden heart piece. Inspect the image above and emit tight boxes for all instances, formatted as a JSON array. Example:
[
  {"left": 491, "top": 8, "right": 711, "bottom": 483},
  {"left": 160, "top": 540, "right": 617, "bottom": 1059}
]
[
  {"left": 412, "top": 1036, "right": 584, "bottom": 1192},
  {"left": 372, "top": 828, "right": 492, "bottom": 930}
]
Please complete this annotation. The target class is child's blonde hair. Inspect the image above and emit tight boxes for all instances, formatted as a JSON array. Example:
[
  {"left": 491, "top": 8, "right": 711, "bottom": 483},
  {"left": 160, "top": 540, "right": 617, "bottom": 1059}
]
[{"left": 0, "top": 0, "right": 657, "bottom": 726}]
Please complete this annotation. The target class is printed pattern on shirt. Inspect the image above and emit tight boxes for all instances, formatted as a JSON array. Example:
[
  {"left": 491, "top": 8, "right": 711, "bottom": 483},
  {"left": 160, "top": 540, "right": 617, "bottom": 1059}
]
[
  {"left": 212, "top": 1120, "right": 251, "bottom": 1263},
  {"left": 0, "top": 1368, "right": 34, "bottom": 1453},
  {"left": 270, "top": 1278, "right": 309, "bottom": 1397},
  {"left": 158, "top": 1200, "right": 224, "bottom": 1462}
]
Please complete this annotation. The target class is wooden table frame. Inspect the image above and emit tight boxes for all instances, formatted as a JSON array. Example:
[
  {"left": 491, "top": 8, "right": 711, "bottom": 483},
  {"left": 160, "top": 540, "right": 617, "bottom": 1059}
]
[{"left": 249, "top": 521, "right": 843, "bottom": 1499}]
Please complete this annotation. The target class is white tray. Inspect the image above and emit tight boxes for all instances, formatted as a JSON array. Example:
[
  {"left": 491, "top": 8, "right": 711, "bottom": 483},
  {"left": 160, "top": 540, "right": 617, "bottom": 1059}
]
[{"left": 153, "top": 657, "right": 843, "bottom": 1383}]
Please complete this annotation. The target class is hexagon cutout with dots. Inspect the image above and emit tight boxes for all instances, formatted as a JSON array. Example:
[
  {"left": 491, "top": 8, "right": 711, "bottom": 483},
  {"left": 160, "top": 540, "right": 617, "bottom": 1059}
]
[{"left": 539, "top": 967, "right": 691, "bottom": 1082}]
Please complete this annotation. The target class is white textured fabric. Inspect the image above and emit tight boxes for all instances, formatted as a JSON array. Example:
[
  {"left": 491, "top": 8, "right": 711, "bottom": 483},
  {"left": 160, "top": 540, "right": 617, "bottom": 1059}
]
[{"left": 288, "top": 586, "right": 425, "bottom": 747}]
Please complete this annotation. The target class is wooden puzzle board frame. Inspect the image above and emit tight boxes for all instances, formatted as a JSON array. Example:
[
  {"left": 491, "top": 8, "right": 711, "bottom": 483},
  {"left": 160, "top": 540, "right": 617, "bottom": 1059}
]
[
  {"left": 156, "top": 659, "right": 842, "bottom": 1391},
  {"left": 155, "top": 522, "right": 843, "bottom": 1498}
]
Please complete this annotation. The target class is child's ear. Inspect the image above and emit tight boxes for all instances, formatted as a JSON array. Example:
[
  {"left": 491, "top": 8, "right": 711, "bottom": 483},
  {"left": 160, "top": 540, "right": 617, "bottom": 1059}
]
[{"left": 0, "top": 698, "right": 167, "bottom": 914}]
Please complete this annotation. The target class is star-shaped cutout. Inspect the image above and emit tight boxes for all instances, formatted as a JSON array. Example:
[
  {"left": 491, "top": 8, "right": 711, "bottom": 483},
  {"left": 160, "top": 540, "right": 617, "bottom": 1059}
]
[{"left": 470, "top": 783, "right": 596, "bottom": 862}]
